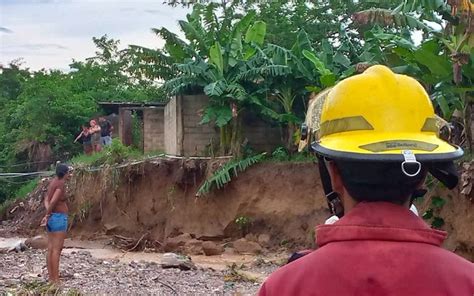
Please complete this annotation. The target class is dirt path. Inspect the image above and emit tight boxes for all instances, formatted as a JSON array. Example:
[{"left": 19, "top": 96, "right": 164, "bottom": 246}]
[{"left": 0, "top": 236, "right": 283, "bottom": 295}]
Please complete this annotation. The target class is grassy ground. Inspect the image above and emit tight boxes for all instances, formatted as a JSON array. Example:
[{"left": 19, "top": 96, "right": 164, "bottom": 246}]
[
  {"left": 0, "top": 178, "right": 38, "bottom": 217},
  {"left": 70, "top": 139, "right": 164, "bottom": 167},
  {"left": 6, "top": 280, "right": 83, "bottom": 296}
]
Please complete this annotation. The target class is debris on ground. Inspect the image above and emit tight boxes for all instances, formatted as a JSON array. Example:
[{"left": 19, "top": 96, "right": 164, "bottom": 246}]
[{"left": 0, "top": 249, "right": 267, "bottom": 295}]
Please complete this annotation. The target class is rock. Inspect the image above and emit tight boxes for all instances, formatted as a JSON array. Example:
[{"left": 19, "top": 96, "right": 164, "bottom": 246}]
[
  {"left": 184, "top": 239, "right": 204, "bottom": 255},
  {"left": 164, "top": 233, "right": 193, "bottom": 252},
  {"left": 78, "top": 250, "right": 91, "bottom": 257},
  {"left": 202, "top": 241, "right": 224, "bottom": 256},
  {"left": 257, "top": 234, "right": 271, "bottom": 246},
  {"left": 7, "top": 241, "right": 27, "bottom": 253},
  {"left": 245, "top": 233, "right": 258, "bottom": 242},
  {"left": 15, "top": 242, "right": 27, "bottom": 252},
  {"left": 233, "top": 238, "right": 262, "bottom": 254},
  {"left": 161, "top": 252, "right": 196, "bottom": 270},
  {"left": 25, "top": 235, "right": 48, "bottom": 250},
  {"left": 224, "top": 247, "right": 236, "bottom": 255},
  {"left": 103, "top": 223, "right": 119, "bottom": 234}
]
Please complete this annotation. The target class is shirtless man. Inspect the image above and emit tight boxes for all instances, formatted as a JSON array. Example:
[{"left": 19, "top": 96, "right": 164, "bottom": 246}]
[{"left": 40, "top": 164, "right": 71, "bottom": 283}]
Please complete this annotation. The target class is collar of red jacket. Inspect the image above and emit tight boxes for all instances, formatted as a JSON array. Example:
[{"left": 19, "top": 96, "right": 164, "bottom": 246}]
[{"left": 316, "top": 202, "right": 447, "bottom": 247}]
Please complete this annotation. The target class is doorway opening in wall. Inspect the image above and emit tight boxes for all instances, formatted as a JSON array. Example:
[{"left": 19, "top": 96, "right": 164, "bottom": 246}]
[{"left": 131, "top": 110, "right": 144, "bottom": 152}]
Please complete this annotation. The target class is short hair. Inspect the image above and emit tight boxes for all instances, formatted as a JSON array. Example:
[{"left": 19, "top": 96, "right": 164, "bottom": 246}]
[
  {"left": 334, "top": 160, "right": 427, "bottom": 205},
  {"left": 56, "top": 164, "right": 70, "bottom": 179}
]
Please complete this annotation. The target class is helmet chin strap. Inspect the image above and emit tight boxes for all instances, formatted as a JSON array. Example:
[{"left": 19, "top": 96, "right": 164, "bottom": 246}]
[{"left": 317, "top": 155, "right": 344, "bottom": 218}]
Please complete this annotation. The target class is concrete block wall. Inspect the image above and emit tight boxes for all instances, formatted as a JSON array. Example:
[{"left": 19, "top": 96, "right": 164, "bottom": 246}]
[
  {"left": 163, "top": 94, "right": 282, "bottom": 156},
  {"left": 181, "top": 95, "right": 219, "bottom": 156},
  {"left": 242, "top": 112, "right": 282, "bottom": 152},
  {"left": 143, "top": 108, "right": 165, "bottom": 153}
]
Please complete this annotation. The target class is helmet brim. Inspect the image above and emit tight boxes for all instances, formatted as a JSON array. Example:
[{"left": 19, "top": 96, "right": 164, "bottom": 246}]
[{"left": 311, "top": 132, "right": 463, "bottom": 162}]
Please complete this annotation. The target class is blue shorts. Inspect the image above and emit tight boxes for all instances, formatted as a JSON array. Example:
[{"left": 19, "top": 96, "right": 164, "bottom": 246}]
[
  {"left": 101, "top": 136, "right": 112, "bottom": 146},
  {"left": 47, "top": 213, "right": 68, "bottom": 232}
]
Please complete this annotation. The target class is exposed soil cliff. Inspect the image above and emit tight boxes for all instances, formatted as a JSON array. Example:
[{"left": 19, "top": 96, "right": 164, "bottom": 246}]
[{"left": 3, "top": 158, "right": 473, "bottom": 260}]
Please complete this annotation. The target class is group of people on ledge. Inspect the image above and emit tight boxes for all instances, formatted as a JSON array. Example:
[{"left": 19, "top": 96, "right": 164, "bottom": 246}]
[{"left": 74, "top": 116, "right": 113, "bottom": 154}]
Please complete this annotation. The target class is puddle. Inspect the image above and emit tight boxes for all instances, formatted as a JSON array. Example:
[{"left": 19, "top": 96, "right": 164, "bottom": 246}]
[{"left": 62, "top": 246, "right": 258, "bottom": 271}]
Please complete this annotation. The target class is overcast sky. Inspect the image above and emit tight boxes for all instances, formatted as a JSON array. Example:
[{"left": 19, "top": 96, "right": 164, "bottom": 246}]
[{"left": 0, "top": 0, "right": 190, "bottom": 71}]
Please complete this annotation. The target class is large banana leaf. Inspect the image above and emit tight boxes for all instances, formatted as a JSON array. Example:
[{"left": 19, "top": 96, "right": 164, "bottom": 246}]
[
  {"left": 152, "top": 28, "right": 191, "bottom": 61},
  {"left": 204, "top": 80, "right": 227, "bottom": 97},
  {"left": 200, "top": 104, "right": 233, "bottom": 127},
  {"left": 210, "top": 42, "right": 224, "bottom": 76},
  {"left": 233, "top": 10, "right": 256, "bottom": 38},
  {"left": 291, "top": 30, "right": 314, "bottom": 57},
  {"left": 413, "top": 41, "right": 451, "bottom": 79},
  {"left": 178, "top": 20, "right": 209, "bottom": 54},
  {"left": 245, "top": 21, "right": 266, "bottom": 46}
]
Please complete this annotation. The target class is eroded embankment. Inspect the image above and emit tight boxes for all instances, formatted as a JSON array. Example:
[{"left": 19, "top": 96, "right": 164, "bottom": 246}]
[
  {"left": 69, "top": 159, "right": 328, "bottom": 247},
  {"left": 3, "top": 158, "right": 473, "bottom": 259}
]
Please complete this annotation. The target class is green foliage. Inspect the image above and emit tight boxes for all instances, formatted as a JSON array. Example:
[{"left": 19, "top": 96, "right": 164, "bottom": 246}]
[
  {"left": 431, "top": 196, "right": 446, "bottom": 208},
  {"left": 70, "top": 151, "right": 108, "bottom": 166},
  {"left": 71, "top": 139, "right": 138, "bottom": 167},
  {"left": 0, "top": 35, "right": 161, "bottom": 203},
  {"left": 0, "top": 198, "right": 17, "bottom": 219},
  {"left": 131, "top": 113, "right": 143, "bottom": 151},
  {"left": 0, "top": 178, "right": 38, "bottom": 215},
  {"left": 19, "top": 280, "right": 61, "bottom": 294},
  {"left": 101, "top": 139, "right": 134, "bottom": 165},
  {"left": 289, "top": 151, "right": 317, "bottom": 162},
  {"left": 423, "top": 195, "right": 447, "bottom": 229},
  {"left": 16, "top": 178, "right": 39, "bottom": 199},
  {"left": 10, "top": 280, "right": 83, "bottom": 295},
  {"left": 353, "top": 0, "right": 474, "bottom": 150},
  {"left": 271, "top": 147, "right": 289, "bottom": 161},
  {"left": 160, "top": 4, "right": 292, "bottom": 155},
  {"left": 235, "top": 215, "right": 251, "bottom": 236},
  {"left": 431, "top": 217, "right": 445, "bottom": 229},
  {"left": 197, "top": 152, "right": 266, "bottom": 196},
  {"left": 2, "top": 0, "right": 472, "bottom": 208}
]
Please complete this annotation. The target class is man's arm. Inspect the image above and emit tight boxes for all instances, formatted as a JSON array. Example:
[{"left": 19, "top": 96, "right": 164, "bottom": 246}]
[
  {"left": 41, "top": 188, "right": 60, "bottom": 226},
  {"left": 74, "top": 131, "right": 84, "bottom": 143}
]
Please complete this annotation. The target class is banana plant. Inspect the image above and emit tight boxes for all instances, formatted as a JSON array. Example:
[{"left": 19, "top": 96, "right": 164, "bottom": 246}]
[
  {"left": 163, "top": 6, "right": 290, "bottom": 156},
  {"left": 353, "top": 0, "right": 474, "bottom": 151}
]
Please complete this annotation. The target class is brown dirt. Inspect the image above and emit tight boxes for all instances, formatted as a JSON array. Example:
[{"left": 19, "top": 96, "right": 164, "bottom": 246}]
[
  {"left": 3, "top": 158, "right": 473, "bottom": 260},
  {"left": 70, "top": 159, "right": 328, "bottom": 248},
  {"left": 417, "top": 160, "right": 474, "bottom": 261}
]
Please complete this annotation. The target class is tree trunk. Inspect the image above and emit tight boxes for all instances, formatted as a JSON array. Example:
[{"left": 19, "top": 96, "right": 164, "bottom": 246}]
[
  {"left": 230, "top": 114, "right": 242, "bottom": 157},
  {"left": 220, "top": 124, "right": 231, "bottom": 155}
]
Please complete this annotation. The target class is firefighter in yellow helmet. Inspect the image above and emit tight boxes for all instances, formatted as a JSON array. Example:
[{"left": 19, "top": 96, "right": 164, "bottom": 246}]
[{"left": 259, "top": 65, "right": 474, "bottom": 296}]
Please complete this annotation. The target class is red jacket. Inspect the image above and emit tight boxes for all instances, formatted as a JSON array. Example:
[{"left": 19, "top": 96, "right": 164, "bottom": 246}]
[{"left": 259, "top": 202, "right": 474, "bottom": 296}]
